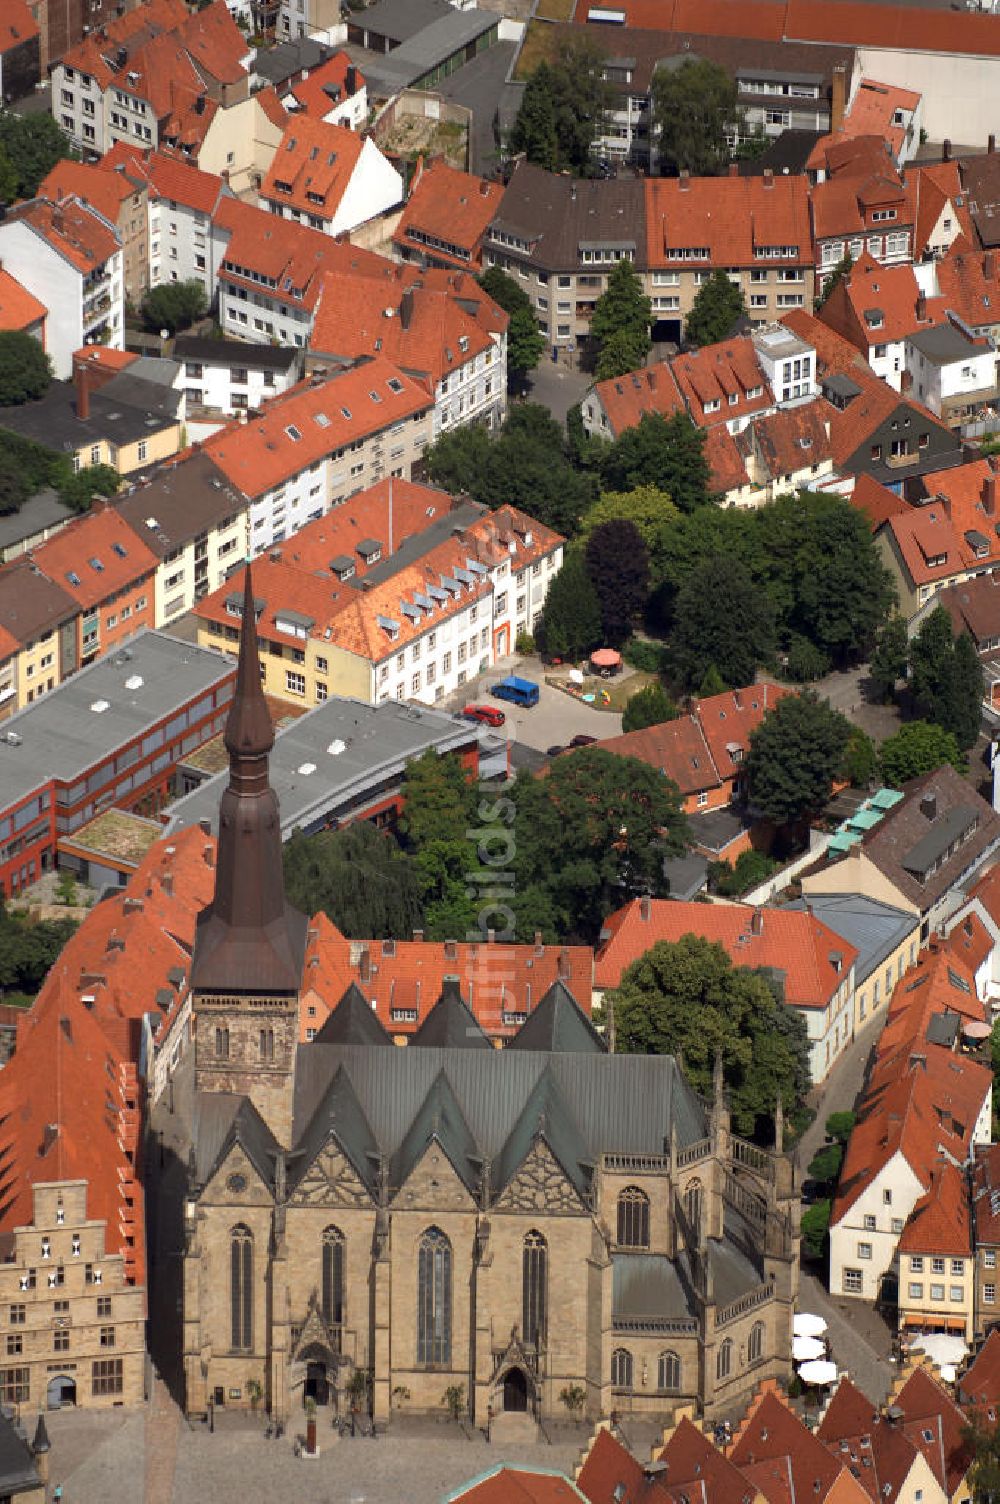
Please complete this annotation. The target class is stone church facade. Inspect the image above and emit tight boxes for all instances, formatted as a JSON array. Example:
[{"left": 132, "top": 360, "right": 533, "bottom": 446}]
[{"left": 176, "top": 571, "right": 801, "bottom": 1428}]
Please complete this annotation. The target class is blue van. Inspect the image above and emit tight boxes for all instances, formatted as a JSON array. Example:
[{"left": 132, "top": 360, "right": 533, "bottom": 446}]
[{"left": 490, "top": 675, "right": 540, "bottom": 708}]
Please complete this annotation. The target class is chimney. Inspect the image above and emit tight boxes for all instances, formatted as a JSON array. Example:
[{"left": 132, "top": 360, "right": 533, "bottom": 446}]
[
  {"left": 751, "top": 906, "right": 764, "bottom": 935},
  {"left": 479, "top": 176, "right": 490, "bottom": 196},
  {"left": 76, "top": 362, "right": 90, "bottom": 422},
  {"left": 678, "top": 170, "right": 689, "bottom": 191},
  {"left": 346, "top": 63, "right": 357, "bottom": 94},
  {"left": 831, "top": 63, "right": 847, "bottom": 133},
  {"left": 413, "top": 928, "right": 423, "bottom": 943},
  {"left": 400, "top": 287, "right": 414, "bottom": 330},
  {"left": 763, "top": 168, "right": 774, "bottom": 190},
  {"left": 359, "top": 946, "right": 371, "bottom": 982},
  {"left": 444, "top": 938, "right": 457, "bottom": 959},
  {"left": 920, "top": 792, "right": 938, "bottom": 821},
  {"left": 640, "top": 894, "right": 651, "bottom": 921},
  {"left": 198, "top": 817, "right": 211, "bottom": 835},
  {"left": 916, "top": 291, "right": 927, "bottom": 321},
  {"left": 991, "top": 133, "right": 997, "bottom": 155},
  {"left": 943, "top": 139, "right": 952, "bottom": 162},
  {"left": 558, "top": 946, "right": 571, "bottom": 979},
  {"left": 162, "top": 872, "right": 173, "bottom": 897},
  {"left": 534, "top": 930, "right": 544, "bottom": 955},
  {"left": 728, "top": 162, "right": 739, "bottom": 177},
  {"left": 984, "top": 475, "right": 997, "bottom": 517}
]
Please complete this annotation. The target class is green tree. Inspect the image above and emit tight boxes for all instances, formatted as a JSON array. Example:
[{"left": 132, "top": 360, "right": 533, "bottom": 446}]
[
  {"left": 535, "top": 548, "right": 602, "bottom": 661},
  {"left": 962, "top": 1417, "right": 1000, "bottom": 1504},
  {"left": 698, "top": 664, "right": 727, "bottom": 698},
  {"left": 601, "top": 412, "right": 712, "bottom": 513},
  {"left": 58, "top": 463, "right": 121, "bottom": 514},
  {"left": 807, "top": 1142, "right": 843, "bottom": 1184},
  {"left": 825, "top": 1110, "right": 856, "bottom": 1144},
  {"left": 141, "top": 279, "right": 207, "bottom": 334},
  {"left": 0, "top": 111, "right": 75, "bottom": 198},
  {"left": 671, "top": 554, "right": 775, "bottom": 689},
  {"left": 785, "top": 636, "right": 831, "bottom": 683},
  {"left": 0, "top": 456, "right": 29, "bottom": 515},
  {"left": 511, "top": 747, "right": 689, "bottom": 942},
  {"left": 591, "top": 259, "right": 651, "bottom": 376},
  {"left": 817, "top": 250, "right": 853, "bottom": 309},
  {"left": 622, "top": 681, "right": 678, "bottom": 733},
  {"left": 869, "top": 614, "right": 909, "bottom": 703},
  {"left": 584, "top": 518, "right": 650, "bottom": 645},
  {"left": 0, "top": 905, "right": 79, "bottom": 996},
  {"left": 508, "top": 61, "right": 559, "bottom": 169},
  {"left": 800, "top": 1199, "right": 831, "bottom": 1260},
  {"left": 909, "top": 608, "right": 984, "bottom": 752},
  {"left": 398, "top": 750, "right": 476, "bottom": 849},
  {"left": 579, "top": 486, "right": 678, "bottom": 558},
  {"left": 707, "top": 848, "right": 778, "bottom": 896},
  {"left": 843, "top": 727, "right": 878, "bottom": 788},
  {"left": 684, "top": 269, "right": 747, "bottom": 348},
  {"left": 0, "top": 145, "right": 16, "bottom": 205},
  {"left": 478, "top": 266, "right": 545, "bottom": 384},
  {"left": 0, "top": 330, "right": 52, "bottom": 405},
  {"left": 651, "top": 58, "right": 744, "bottom": 177},
  {"left": 424, "top": 423, "right": 491, "bottom": 496},
  {"left": 282, "top": 824, "right": 423, "bottom": 939},
  {"left": 879, "top": 721, "right": 962, "bottom": 788},
  {"left": 608, "top": 934, "right": 810, "bottom": 1138},
  {"left": 746, "top": 690, "right": 851, "bottom": 826}
]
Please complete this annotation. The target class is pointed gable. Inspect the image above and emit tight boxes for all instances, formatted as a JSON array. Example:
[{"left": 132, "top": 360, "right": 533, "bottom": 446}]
[
  {"left": 288, "top": 1065, "right": 378, "bottom": 1206},
  {"left": 509, "top": 981, "right": 607, "bottom": 1055},
  {"left": 201, "top": 1096, "right": 280, "bottom": 1194},
  {"left": 410, "top": 979, "right": 491, "bottom": 1050},
  {"left": 314, "top": 982, "right": 391, "bottom": 1047},
  {"left": 390, "top": 1069, "right": 480, "bottom": 1200},
  {"left": 493, "top": 1067, "right": 590, "bottom": 1211}
]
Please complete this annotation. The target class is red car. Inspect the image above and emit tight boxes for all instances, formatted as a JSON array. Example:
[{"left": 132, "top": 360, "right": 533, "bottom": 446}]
[{"left": 462, "top": 703, "right": 506, "bottom": 728}]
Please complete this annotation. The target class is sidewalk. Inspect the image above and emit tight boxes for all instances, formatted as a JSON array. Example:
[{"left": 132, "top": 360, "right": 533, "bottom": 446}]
[{"left": 794, "top": 1009, "right": 883, "bottom": 1173}]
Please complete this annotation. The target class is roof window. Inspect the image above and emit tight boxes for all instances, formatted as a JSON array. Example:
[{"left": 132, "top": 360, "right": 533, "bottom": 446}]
[{"left": 285, "top": 424, "right": 302, "bottom": 441}]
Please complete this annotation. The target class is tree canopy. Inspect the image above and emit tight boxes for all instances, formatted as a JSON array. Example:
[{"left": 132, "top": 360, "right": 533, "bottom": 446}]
[
  {"left": 578, "top": 486, "right": 679, "bottom": 556},
  {"left": 397, "top": 751, "right": 480, "bottom": 941},
  {"left": 909, "top": 608, "right": 984, "bottom": 752},
  {"left": 0, "top": 112, "right": 75, "bottom": 199},
  {"left": 670, "top": 554, "right": 775, "bottom": 689},
  {"left": 282, "top": 823, "right": 424, "bottom": 939},
  {"left": 684, "top": 270, "right": 747, "bottom": 348},
  {"left": 591, "top": 259, "right": 651, "bottom": 379},
  {"left": 141, "top": 279, "right": 207, "bottom": 334},
  {"left": 600, "top": 412, "right": 712, "bottom": 513},
  {"left": 609, "top": 933, "right": 810, "bottom": 1139},
  {"left": 651, "top": 59, "right": 744, "bottom": 177},
  {"left": 622, "top": 681, "right": 678, "bottom": 733},
  {"left": 477, "top": 266, "right": 545, "bottom": 384},
  {"left": 509, "top": 38, "right": 614, "bottom": 175},
  {"left": 535, "top": 548, "right": 602, "bottom": 661},
  {"left": 584, "top": 518, "right": 649, "bottom": 645},
  {"left": 879, "top": 720, "right": 962, "bottom": 787},
  {"left": 868, "top": 614, "right": 909, "bottom": 703},
  {"left": 0, "top": 905, "right": 79, "bottom": 997},
  {"left": 747, "top": 690, "right": 852, "bottom": 826},
  {"left": 0, "top": 331, "right": 51, "bottom": 405}
]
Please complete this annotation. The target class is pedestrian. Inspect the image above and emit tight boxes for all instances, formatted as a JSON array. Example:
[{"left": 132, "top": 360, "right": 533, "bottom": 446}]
[{"left": 53, "top": 1488, "right": 63, "bottom": 1503}]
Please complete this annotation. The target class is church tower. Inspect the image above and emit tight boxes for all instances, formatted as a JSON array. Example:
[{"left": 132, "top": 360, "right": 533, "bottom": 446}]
[{"left": 190, "top": 565, "right": 308, "bottom": 1146}]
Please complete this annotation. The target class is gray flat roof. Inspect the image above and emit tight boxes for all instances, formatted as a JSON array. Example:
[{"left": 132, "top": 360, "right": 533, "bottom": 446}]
[
  {"left": 0, "top": 488, "right": 74, "bottom": 554},
  {"left": 0, "top": 631, "right": 235, "bottom": 813},
  {"left": 166, "top": 696, "right": 483, "bottom": 838},
  {"left": 0, "top": 372, "right": 181, "bottom": 455},
  {"left": 785, "top": 891, "right": 915, "bottom": 985},
  {"left": 352, "top": 0, "right": 460, "bottom": 43},
  {"left": 172, "top": 335, "right": 300, "bottom": 372},
  {"left": 908, "top": 324, "right": 979, "bottom": 364},
  {"left": 253, "top": 36, "right": 333, "bottom": 84}
]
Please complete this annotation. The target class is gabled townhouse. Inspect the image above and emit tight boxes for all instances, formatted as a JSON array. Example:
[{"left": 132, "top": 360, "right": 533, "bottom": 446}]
[
  {"left": 596, "top": 896, "right": 858, "bottom": 1082},
  {"left": 38, "top": 157, "right": 149, "bottom": 305},
  {"left": 483, "top": 162, "right": 645, "bottom": 361},
  {"left": 908, "top": 160, "right": 975, "bottom": 262},
  {"left": 308, "top": 269, "right": 508, "bottom": 435},
  {"left": 802, "top": 765, "right": 1000, "bottom": 939},
  {"left": 99, "top": 146, "right": 232, "bottom": 302},
  {"left": 282, "top": 53, "right": 367, "bottom": 130},
  {"left": 393, "top": 159, "right": 505, "bottom": 274},
  {"left": 193, "top": 494, "right": 564, "bottom": 706},
  {"left": 728, "top": 1385, "right": 872, "bottom": 1504},
  {"left": 837, "top": 78, "right": 922, "bottom": 168},
  {"left": 0, "top": 196, "right": 123, "bottom": 379},
  {"left": 51, "top": 0, "right": 252, "bottom": 161},
  {"left": 819, "top": 252, "right": 946, "bottom": 391},
  {"left": 173, "top": 335, "right": 304, "bottom": 422},
  {"left": 643, "top": 170, "right": 815, "bottom": 342},
  {"left": 0, "top": 557, "right": 78, "bottom": 715},
  {"left": 811, "top": 153, "right": 913, "bottom": 279},
  {"left": 201, "top": 358, "right": 434, "bottom": 552},
  {"left": 916, "top": 239, "right": 1000, "bottom": 346},
  {"left": 113, "top": 451, "right": 252, "bottom": 625},
  {"left": 890, "top": 1366, "right": 973, "bottom": 1504},
  {"left": 213, "top": 197, "right": 392, "bottom": 348},
  {"left": 896, "top": 1162, "right": 975, "bottom": 1341},
  {"left": 816, "top": 1374, "right": 953, "bottom": 1504},
  {"left": 260, "top": 115, "right": 403, "bottom": 239},
  {"left": 158, "top": 84, "right": 287, "bottom": 199},
  {"left": 732, "top": 400, "right": 838, "bottom": 505},
  {"left": 787, "top": 891, "right": 919, "bottom": 1035},
  {"left": 27, "top": 504, "right": 157, "bottom": 670},
  {"left": 875, "top": 459, "right": 1000, "bottom": 618},
  {"left": 0, "top": 270, "right": 46, "bottom": 345}
]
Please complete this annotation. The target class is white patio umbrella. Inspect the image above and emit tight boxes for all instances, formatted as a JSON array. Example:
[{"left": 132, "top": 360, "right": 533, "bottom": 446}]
[
  {"left": 793, "top": 1313, "right": 828, "bottom": 1339},
  {"left": 799, "top": 1359, "right": 838, "bottom": 1386},
  {"left": 911, "top": 1333, "right": 968, "bottom": 1367},
  {"left": 793, "top": 1335, "right": 826, "bottom": 1362}
]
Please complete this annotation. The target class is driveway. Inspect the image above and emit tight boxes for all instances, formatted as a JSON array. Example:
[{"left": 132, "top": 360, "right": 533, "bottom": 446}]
[
  {"left": 444, "top": 655, "right": 623, "bottom": 753},
  {"left": 523, "top": 361, "right": 594, "bottom": 426}
]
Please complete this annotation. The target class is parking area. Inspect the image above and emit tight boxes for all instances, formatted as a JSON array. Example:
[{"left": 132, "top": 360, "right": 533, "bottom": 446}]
[{"left": 445, "top": 656, "right": 623, "bottom": 754}]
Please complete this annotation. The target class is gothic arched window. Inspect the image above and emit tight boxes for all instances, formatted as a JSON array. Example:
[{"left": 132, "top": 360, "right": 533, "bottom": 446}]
[
  {"left": 230, "top": 1223, "right": 253, "bottom": 1352},
  {"left": 717, "top": 1337, "right": 733, "bottom": 1381},
  {"left": 215, "top": 1026, "right": 229, "bottom": 1059},
  {"left": 658, "top": 1349, "right": 681, "bottom": 1391},
  {"left": 611, "top": 1347, "right": 633, "bottom": 1389},
  {"left": 322, "top": 1226, "right": 344, "bottom": 1331},
  {"left": 417, "top": 1226, "right": 452, "bottom": 1366},
  {"left": 684, "top": 1178, "right": 703, "bottom": 1232},
  {"left": 617, "top": 1186, "right": 650, "bottom": 1248},
  {"left": 522, "top": 1230, "right": 547, "bottom": 1348},
  {"left": 748, "top": 1321, "right": 765, "bottom": 1365},
  {"left": 259, "top": 1027, "right": 274, "bottom": 1063}
]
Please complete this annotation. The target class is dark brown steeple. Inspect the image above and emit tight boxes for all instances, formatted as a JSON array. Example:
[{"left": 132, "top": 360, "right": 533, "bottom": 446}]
[{"left": 190, "top": 565, "right": 308, "bottom": 995}]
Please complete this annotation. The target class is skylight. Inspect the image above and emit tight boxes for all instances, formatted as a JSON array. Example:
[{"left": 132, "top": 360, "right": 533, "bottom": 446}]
[{"left": 285, "top": 424, "right": 302, "bottom": 441}]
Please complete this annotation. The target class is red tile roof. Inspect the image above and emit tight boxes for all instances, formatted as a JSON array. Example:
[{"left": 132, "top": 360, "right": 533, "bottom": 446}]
[
  {"left": 100, "top": 145, "right": 227, "bottom": 215},
  {"left": 841, "top": 79, "right": 920, "bottom": 161},
  {"left": 971, "top": 1141, "right": 1000, "bottom": 1248},
  {"left": 591, "top": 362, "right": 685, "bottom": 436},
  {"left": 261, "top": 116, "right": 364, "bottom": 222},
  {"left": 907, "top": 163, "right": 975, "bottom": 260},
  {"left": 59, "top": 0, "right": 189, "bottom": 88},
  {"left": 29, "top": 504, "right": 157, "bottom": 612},
  {"left": 959, "top": 1325, "right": 1000, "bottom": 1415},
  {"left": 879, "top": 458, "right": 1000, "bottom": 584},
  {"left": 811, "top": 168, "right": 909, "bottom": 244},
  {"left": 0, "top": 269, "right": 45, "bottom": 332},
  {"left": 741, "top": 400, "right": 833, "bottom": 485},
  {"left": 897, "top": 1160, "right": 971, "bottom": 1256},
  {"left": 671, "top": 337, "right": 773, "bottom": 428},
  {"left": 577, "top": 1426, "right": 672, "bottom": 1504},
  {"left": 728, "top": 1386, "right": 870, "bottom": 1504},
  {"left": 819, "top": 251, "right": 946, "bottom": 350},
  {"left": 783, "top": 0, "right": 1000, "bottom": 58},
  {"left": 0, "top": 0, "right": 38, "bottom": 50},
  {"left": 850, "top": 474, "right": 909, "bottom": 530},
  {"left": 273, "top": 477, "right": 461, "bottom": 578},
  {"left": 596, "top": 896, "right": 857, "bottom": 1006},
  {"left": 287, "top": 52, "right": 365, "bottom": 118},
  {"left": 706, "top": 423, "right": 751, "bottom": 494},
  {"left": 656, "top": 1416, "right": 757, "bottom": 1502},
  {"left": 7, "top": 195, "right": 119, "bottom": 274},
  {"left": 393, "top": 158, "right": 505, "bottom": 270},
  {"left": 893, "top": 1366, "right": 971, "bottom": 1496},
  {"left": 203, "top": 359, "right": 432, "bottom": 499},
  {"left": 696, "top": 683, "right": 790, "bottom": 782},
  {"left": 932, "top": 239, "right": 1000, "bottom": 331},
  {"left": 644, "top": 174, "right": 813, "bottom": 270},
  {"left": 451, "top": 1467, "right": 588, "bottom": 1504},
  {"left": 38, "top": 159, "right": 138, "bottom": 227},
  {"left": 214, "top": 195, "right": 390, "bottom": 313}
]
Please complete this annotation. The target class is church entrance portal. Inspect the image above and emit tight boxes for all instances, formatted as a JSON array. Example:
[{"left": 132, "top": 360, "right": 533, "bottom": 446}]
[
  {"left": 502, "top": 1367, "right": 528, "bottom": 1413},
  {"left": 304, "top": 1359, "right": 330, "bottom": 1406}
]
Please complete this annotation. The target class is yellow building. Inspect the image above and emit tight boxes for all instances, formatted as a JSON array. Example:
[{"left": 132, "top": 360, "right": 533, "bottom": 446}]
[{"left": 897, "top": 1164, "right": 974, "bottom": 1342}]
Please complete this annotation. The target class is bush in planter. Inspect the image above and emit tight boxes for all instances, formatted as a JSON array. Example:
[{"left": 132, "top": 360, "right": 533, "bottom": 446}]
[{"left": 515, "top": 629, "right": 535, "bottom": 656}]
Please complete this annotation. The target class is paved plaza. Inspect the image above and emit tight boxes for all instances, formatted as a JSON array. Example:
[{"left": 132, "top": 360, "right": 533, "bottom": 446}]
[{"left": 43, "top": 1397, "right": 593, "bottom": 1504}]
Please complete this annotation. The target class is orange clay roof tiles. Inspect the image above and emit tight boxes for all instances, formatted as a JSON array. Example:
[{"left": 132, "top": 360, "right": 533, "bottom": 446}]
[
  {"left": 262, "top": 116, "right": 364, "bottom": 221},
  {"left": 819, "top": 251, "right": 947, "bottom": 349},
  {"left": 961, "top": 1325, "right": 1000, "bottom": 1413},
  {"left": 728, "top": 1387, "right": 870, "bottom": 1504},
  {"left": 0, "top": 269, "right": 45, "bottom": 332},
  {"left": 8, "top": 195, "right": 119, "bottom": 274},
  {"left": 742, "top": 400, "right": 834, "bottom": 482},
  {"left": 214, "top": 196, "right": 391, "bottom": 310},
  {"left": 670, "top": 337, "right": 773, "bottom": 427},
  {"left": 644, "top": 174, "right": 813, "bottom": 268},
  {"left": 38, "top": 160, "right": 139, "bottom": 225},
  {"left": 103, "top": 146, "right": 228, "bottom": 215},
  {"left": 288, "top": 52, "right": 365, "bottom": 116},
  {"left": 393, "top": 159, "right": 505, "bottom": 269},
  {"left": 591, "top": 363, "right": 686, "bottom": 435},
  {"left": 850, "top": 474, "right": 910, "bottom": 530},
  {"left": 893, "top": 1367, "right": 971, "bottom": 1495},
  {"left": 449, "top": 1467, "right": 589, "bottom": 1504},
  {"left": 897, "top": 1160, "right": 970, "bottom": 1256},
  {"left": 203, "top": 360, "right": 432, "bottom": 499},
  {"left": 841, "top": 79, "right": 920, "bottom": 160},
  {"left": 596, "top": 894, "right": 857, "bottom": 1005},
  {"left": 908, "top": 162, "right": 976, "bottom": 258},
  {"left": 30, "top": 504, "right": 157, "bottom": 611},
  {"left": 705, "top": 423, "right": 751, "bottom": 494}
]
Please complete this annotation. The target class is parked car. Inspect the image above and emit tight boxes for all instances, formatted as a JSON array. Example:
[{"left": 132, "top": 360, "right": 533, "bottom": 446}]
[
  {"left": 462, "top": 703, "right": 505, "bottom": 727},
  {"left": 490, "top": 675, "right": 540, "bottom": 708},
  {"left": 569, "top": 733, "right": 598, "bottom": 748}
]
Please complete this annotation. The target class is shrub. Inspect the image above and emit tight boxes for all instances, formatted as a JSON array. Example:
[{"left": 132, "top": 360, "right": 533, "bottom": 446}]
[
  {"left": 622, "top": 638, "right": 670, "bottom": 675},
  {"left": 515, "top": 629, "right": 535, "bottom": 655},
  {"left": 785, "top": 637, "right": 832, "bottom": 683}
]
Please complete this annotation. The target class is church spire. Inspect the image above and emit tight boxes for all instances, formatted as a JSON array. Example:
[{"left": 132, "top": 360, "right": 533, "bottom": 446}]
[{"left": 189, "top": 562, "right": 308, "bottom": 997}]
